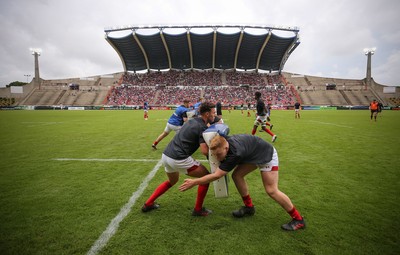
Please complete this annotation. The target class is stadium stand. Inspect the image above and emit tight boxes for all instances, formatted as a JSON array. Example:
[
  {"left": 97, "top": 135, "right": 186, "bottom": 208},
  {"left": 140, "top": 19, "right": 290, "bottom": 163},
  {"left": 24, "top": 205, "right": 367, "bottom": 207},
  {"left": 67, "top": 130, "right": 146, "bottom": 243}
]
[
  {"left": 1, "top": 25, "right": 399, "bottom": 108},
  {"left": 3, "top": 69, "right": 399, "bottom": 108}
]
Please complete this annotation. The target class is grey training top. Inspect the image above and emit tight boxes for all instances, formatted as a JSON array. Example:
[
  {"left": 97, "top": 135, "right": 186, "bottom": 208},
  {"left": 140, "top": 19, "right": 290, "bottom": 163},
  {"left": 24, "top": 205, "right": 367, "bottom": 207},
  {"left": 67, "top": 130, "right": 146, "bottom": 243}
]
[
  {"left": 219, "top": 134, "right": 274, "bottom": 172},
  {"left": 163, "top": 117, "right": 208, "bottom": 160}
]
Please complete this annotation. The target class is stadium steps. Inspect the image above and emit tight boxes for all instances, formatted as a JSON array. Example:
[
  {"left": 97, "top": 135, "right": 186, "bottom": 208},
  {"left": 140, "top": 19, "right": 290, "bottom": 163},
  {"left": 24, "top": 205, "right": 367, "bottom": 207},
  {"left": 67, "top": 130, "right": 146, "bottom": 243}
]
[
  {"left": 346, "top": 91, "right": 362, "bottom": 105},
  {"left": 36, "top": 90, "right": 60, "bottom": 105},
  {"left": 18, "top": 86, "right": 38, "bottom": 106},
  {"left": 339, "top": 90, "right": 353, "bottom": 105},
  {"left": 53, "top": 90, "right": 66, "bottom": 105},
  {"left": 93, "top": 90, "right": 109, "bottom": 105},
  {"left": 23, "top": 89, "right": 46, "bottom": 105}
]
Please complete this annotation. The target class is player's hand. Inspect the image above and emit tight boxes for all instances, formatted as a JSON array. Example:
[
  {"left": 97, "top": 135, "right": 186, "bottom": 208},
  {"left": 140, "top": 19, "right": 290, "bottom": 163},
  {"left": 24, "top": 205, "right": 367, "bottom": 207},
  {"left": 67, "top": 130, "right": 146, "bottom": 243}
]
[{"left": 179, "top": 179, "right": 196, "bottom": 191}]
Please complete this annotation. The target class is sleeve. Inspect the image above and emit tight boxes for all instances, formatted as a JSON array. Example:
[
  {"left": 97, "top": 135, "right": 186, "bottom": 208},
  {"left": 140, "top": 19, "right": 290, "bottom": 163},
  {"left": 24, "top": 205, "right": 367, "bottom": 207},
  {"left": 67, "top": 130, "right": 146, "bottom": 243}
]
[{"left": 219, "top": 154, "right": 240, "bottom": 172}]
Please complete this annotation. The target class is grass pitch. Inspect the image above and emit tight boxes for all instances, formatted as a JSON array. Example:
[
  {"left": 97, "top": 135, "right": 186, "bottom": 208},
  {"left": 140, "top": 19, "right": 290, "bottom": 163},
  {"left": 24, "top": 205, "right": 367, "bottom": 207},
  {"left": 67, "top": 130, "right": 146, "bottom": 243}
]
[{"left": 0, "top": 109, "right": 399, "bottom": 255}]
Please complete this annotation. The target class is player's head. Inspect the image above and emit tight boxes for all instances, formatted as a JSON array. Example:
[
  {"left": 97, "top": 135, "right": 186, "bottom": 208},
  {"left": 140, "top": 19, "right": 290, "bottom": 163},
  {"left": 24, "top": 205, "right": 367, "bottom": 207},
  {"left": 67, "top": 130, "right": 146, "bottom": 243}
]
[
  {"left": 183, "top": 99, "right": 190, "bottom": 107},
  {"left": 210, "top": 135, "right": 229, "bottom": 161},
  {"left": 199, "top": 101, "right": 216, "bottom": 123},
  {"left": 255, "top": 91, "right": 262, "bottom": 100}
]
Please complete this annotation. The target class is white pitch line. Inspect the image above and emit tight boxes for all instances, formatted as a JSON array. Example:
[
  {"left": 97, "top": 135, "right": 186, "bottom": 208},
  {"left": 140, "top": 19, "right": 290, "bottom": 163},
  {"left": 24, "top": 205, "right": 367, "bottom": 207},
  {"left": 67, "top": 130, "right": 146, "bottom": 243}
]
[
  {"left": 87, "top": 159, "right": 163, "bottom": 255},
  {"left": 53, "top": 158, "right": 208, "bottom": 163},
  {"left": 308, "top": 120, "right": 353, "bottom": 128},
  {"left": 54, "top": 158, "right": 159, "bottom": 162}
]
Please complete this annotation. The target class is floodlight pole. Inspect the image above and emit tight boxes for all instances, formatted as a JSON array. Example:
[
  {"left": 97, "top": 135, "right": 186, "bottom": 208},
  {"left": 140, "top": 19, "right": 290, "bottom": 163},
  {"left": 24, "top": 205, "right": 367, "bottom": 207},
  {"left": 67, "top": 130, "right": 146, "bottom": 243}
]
[
  {"left": 364, "top": 48, "right": 375, "bottom": 90},
  {"left": 24, "top": 74, "right": 31, "bottom": 83},
  {"left": 31, "top": 49, "right": 41, "bottom": 89}
]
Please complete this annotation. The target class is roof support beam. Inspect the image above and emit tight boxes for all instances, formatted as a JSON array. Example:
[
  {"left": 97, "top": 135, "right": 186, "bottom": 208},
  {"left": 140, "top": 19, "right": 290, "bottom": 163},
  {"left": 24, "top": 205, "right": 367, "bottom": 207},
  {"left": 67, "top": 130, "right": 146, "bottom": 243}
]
[
  {"left": 159, "top": 29, "right": 172, "bottom": 70},
  {"left": 256, "top": 30, "right": 272, "bottom": 71},
  {"left": 212, "top": 28, "right": 217, "bottom": 70},
  {"left": 132, "top": 31, "right": 150, "bottom": 71},
  {"left": 186, "top": 28, "right": 193, "bottom": 70},
  {"left": 279, "top": 33, "right": 300, "bottom": 72},
  {"left": 234, "top": 29, "right": 244, "bottom": 70}
]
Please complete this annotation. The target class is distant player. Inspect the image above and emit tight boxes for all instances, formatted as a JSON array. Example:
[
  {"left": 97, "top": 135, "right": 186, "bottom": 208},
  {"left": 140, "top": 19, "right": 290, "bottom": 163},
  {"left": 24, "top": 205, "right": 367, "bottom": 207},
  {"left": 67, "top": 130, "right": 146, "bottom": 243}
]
[
  {"left": 252, "top": 92, "right": 276, "bottom": 142},
  {"left": 193, "top": 97, "right": 204, "bottom": 117},
  {"left": 216, "top": 101, "right": 222, "bottom": 119},
  {"left": 152, "top": 99, "right": 190, "bottom": 150},
  {"left": 247, "top": 102, "right": 251, "bottom": 117},
  {"left": 377, "top": 102, "right": 383, "bottom": 117},
  {"left": 143, "top": 101, "right": 149, "bottom": 120},
  {"left": 369, "top": 99, "right": 379, "bottom": 122},
  {"left": 294, "top": 102, "right": 301, "bottom": 119}
]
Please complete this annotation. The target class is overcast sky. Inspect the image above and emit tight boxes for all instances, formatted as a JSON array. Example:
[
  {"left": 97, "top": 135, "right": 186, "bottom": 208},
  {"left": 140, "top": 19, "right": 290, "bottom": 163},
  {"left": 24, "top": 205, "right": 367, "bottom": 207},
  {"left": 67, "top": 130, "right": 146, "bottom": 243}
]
[{"left": 1, "top": 0, "right": 399, "bottom": 87}]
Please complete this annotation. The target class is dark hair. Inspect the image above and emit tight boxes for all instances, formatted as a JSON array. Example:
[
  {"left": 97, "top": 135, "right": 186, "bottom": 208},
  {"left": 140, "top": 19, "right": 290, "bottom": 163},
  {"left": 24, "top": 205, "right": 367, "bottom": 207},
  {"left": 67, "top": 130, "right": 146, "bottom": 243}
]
[
  {"left": 255, "top": 91, "right": 261, "bottom": 98},
  {"left": 199, "top": 101, "right": 215, "bottom": 114}
]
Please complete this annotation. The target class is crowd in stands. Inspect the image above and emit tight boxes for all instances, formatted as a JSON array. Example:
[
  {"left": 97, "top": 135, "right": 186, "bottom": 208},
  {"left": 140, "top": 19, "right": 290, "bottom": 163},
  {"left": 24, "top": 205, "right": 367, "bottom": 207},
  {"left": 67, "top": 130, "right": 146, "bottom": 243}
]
[
  {"left": 105, "top": 70, "right": 296, "bottom": 106},
  {"left": 0, "top": 97, "right": 15, "bottom": 107},
  {"left": 106, "top": 86, "right": 157, "bottom": 106},
  {"left": 388, "top": 97, "right": 400, "bottom": 106}
]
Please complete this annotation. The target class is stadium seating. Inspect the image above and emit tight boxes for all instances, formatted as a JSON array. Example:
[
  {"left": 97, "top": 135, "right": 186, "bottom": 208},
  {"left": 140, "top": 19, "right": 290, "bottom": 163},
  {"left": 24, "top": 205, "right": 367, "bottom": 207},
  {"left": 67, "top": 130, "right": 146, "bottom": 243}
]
[{"left": 4, "top": 70, "right": 399, "bottom": 107}]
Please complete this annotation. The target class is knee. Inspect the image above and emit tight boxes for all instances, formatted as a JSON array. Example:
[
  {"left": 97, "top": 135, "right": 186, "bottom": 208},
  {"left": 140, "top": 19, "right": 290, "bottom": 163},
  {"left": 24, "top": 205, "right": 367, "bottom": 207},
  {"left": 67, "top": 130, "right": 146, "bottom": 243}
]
[
  {"left": 265, "top": 186, "right": 278, "bottom": 197},
  {"left": 232, "top": 171, "right": 241, "bottom": 182}
]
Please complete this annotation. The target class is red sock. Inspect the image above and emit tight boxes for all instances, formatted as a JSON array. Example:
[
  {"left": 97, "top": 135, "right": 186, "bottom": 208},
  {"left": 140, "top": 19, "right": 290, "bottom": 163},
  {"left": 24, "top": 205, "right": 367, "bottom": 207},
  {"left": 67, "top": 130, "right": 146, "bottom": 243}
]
[
  {"left": 153, "top": 141, "right": 158, "bottom": 146},
  {"left": 262, "top": 127, "right": 275, "bottom": 137},
  {"left": 145, "top": 181, "right": 172, "bottom": 206},
  {"left": 251, "top": 128, "right": 257, "bottom": 135},
  {"left": 288, "top": 206, "right": 302, "bottom": 220},
  {"left": 242, "top": 194, "right": 254, "bottom": 207},
  {"left": 194, "top": 184, "right": 209, "bottom": 211}
]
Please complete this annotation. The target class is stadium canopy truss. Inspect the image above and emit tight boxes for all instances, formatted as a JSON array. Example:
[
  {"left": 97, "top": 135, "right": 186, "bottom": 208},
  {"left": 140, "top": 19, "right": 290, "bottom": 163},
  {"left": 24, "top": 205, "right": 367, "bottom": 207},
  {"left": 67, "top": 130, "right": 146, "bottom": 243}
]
[{"left": 104, "top": 24, "right": 300, "bottom": 73}]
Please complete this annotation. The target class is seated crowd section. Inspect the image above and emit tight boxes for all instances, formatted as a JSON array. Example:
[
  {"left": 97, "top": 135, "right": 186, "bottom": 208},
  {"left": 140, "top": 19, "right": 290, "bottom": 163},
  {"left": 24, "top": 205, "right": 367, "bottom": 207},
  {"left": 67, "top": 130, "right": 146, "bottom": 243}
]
[{"left": 105, "top": 70, "right": 296, "bottom": 107}]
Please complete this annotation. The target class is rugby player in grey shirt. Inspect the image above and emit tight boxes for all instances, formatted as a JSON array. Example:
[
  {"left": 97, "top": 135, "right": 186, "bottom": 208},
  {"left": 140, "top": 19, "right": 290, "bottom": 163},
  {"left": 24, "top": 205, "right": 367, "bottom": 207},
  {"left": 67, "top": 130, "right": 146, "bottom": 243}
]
[
  {"left": 180, "top": 134, "right": 306, "bottom": 230},
  {"left": 142, "top": 102, "right": 217, "bottom": 216}
]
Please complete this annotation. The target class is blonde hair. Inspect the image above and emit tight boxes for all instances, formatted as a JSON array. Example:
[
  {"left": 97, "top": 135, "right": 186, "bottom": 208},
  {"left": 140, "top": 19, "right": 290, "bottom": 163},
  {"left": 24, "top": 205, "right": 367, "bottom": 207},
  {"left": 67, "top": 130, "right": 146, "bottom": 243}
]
[{"left": 209, "top": 135, "right": 226, "bottom": 151}]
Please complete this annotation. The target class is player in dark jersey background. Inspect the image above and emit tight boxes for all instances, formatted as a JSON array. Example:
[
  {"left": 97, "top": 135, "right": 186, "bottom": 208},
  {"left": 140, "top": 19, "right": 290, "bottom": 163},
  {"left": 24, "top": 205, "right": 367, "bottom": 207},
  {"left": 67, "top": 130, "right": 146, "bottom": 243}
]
[
  {"left": 294, "top": 101, "right": 301, "bottom": 119},
  {"left": 152, "top": 99, "right": 190, "bottom": 150},
  {"left": 142, "top": 102, "right": 216, "bottom": 216},
  {"left": 180, "top": 134, "right": 306, "bottom": 231},
  {"left": 216, "top": 101, "right": 222, "bottom": 119},
  {"left": 251, "top": 92, "right": 277, "bottom": 142}
]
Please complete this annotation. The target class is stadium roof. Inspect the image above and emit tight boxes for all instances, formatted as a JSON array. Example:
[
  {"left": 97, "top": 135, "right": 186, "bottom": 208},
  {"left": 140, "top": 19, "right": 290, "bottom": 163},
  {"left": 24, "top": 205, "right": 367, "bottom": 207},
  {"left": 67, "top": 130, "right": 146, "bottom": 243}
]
[{"left": 105, "top": 25, "right": 300, "bottom": 73}]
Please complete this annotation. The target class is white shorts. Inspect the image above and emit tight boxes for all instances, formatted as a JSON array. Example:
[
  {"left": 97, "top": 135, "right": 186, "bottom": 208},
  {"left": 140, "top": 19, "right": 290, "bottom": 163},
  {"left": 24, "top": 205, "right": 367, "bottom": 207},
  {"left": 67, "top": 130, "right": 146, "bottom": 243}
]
[
  {"left": 295, "top": 109, "right": 300, "bottom": 112},
  {"left": 164, "top": 123, "right": 182, "bottom": 134},
  {"left": 257, "top": 148, "right": 279, "bottom": 172},
  {"left": 161, "top": 154, "right": 201, "bottom": 174},
  {"left": 254, "top": 115, "right": 268, "bottom": 127}
]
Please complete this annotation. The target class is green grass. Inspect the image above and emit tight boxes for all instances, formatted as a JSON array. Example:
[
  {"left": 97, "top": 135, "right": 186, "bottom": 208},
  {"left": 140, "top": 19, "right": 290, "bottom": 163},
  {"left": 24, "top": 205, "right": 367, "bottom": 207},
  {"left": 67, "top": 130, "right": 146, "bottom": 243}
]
[{"left": 0, "top": 109, "right": 399, "bottom": 255}]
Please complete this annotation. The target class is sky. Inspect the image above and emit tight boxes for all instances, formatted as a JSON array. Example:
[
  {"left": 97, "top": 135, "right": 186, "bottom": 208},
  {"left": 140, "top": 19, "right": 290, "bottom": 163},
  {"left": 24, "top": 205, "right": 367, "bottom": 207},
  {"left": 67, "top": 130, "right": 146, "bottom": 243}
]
[{"left": 0, "top": 0, "right": 399, "bottom": 87}]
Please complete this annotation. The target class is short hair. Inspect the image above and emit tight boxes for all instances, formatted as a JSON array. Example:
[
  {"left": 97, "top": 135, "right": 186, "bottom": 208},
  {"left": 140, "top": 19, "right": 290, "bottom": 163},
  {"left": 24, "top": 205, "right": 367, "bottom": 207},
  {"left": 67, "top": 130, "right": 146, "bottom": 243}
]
[
  {"left": 199, "top": 101, "right": 216, "bottom": 115},
  {"left": 210, "top": 135, "right": 226, "bottom": 151},
  {"left": 255, "top": 91, "right": 262, "bottom": 98}
]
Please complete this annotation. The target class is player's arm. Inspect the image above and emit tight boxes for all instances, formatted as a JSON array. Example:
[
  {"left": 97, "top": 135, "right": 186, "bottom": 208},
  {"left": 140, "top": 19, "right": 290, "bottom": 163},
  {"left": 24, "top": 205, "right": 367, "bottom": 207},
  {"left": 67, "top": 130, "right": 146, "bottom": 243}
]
[
  {"left": 182, "top": 112, "right": 188, "bottom": 122},
  {"left": 199, "top": 142, "right": 209, "bottom": 156},
  {"left": 179, "top": 168, "right": 227, "bottom": 191}
]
